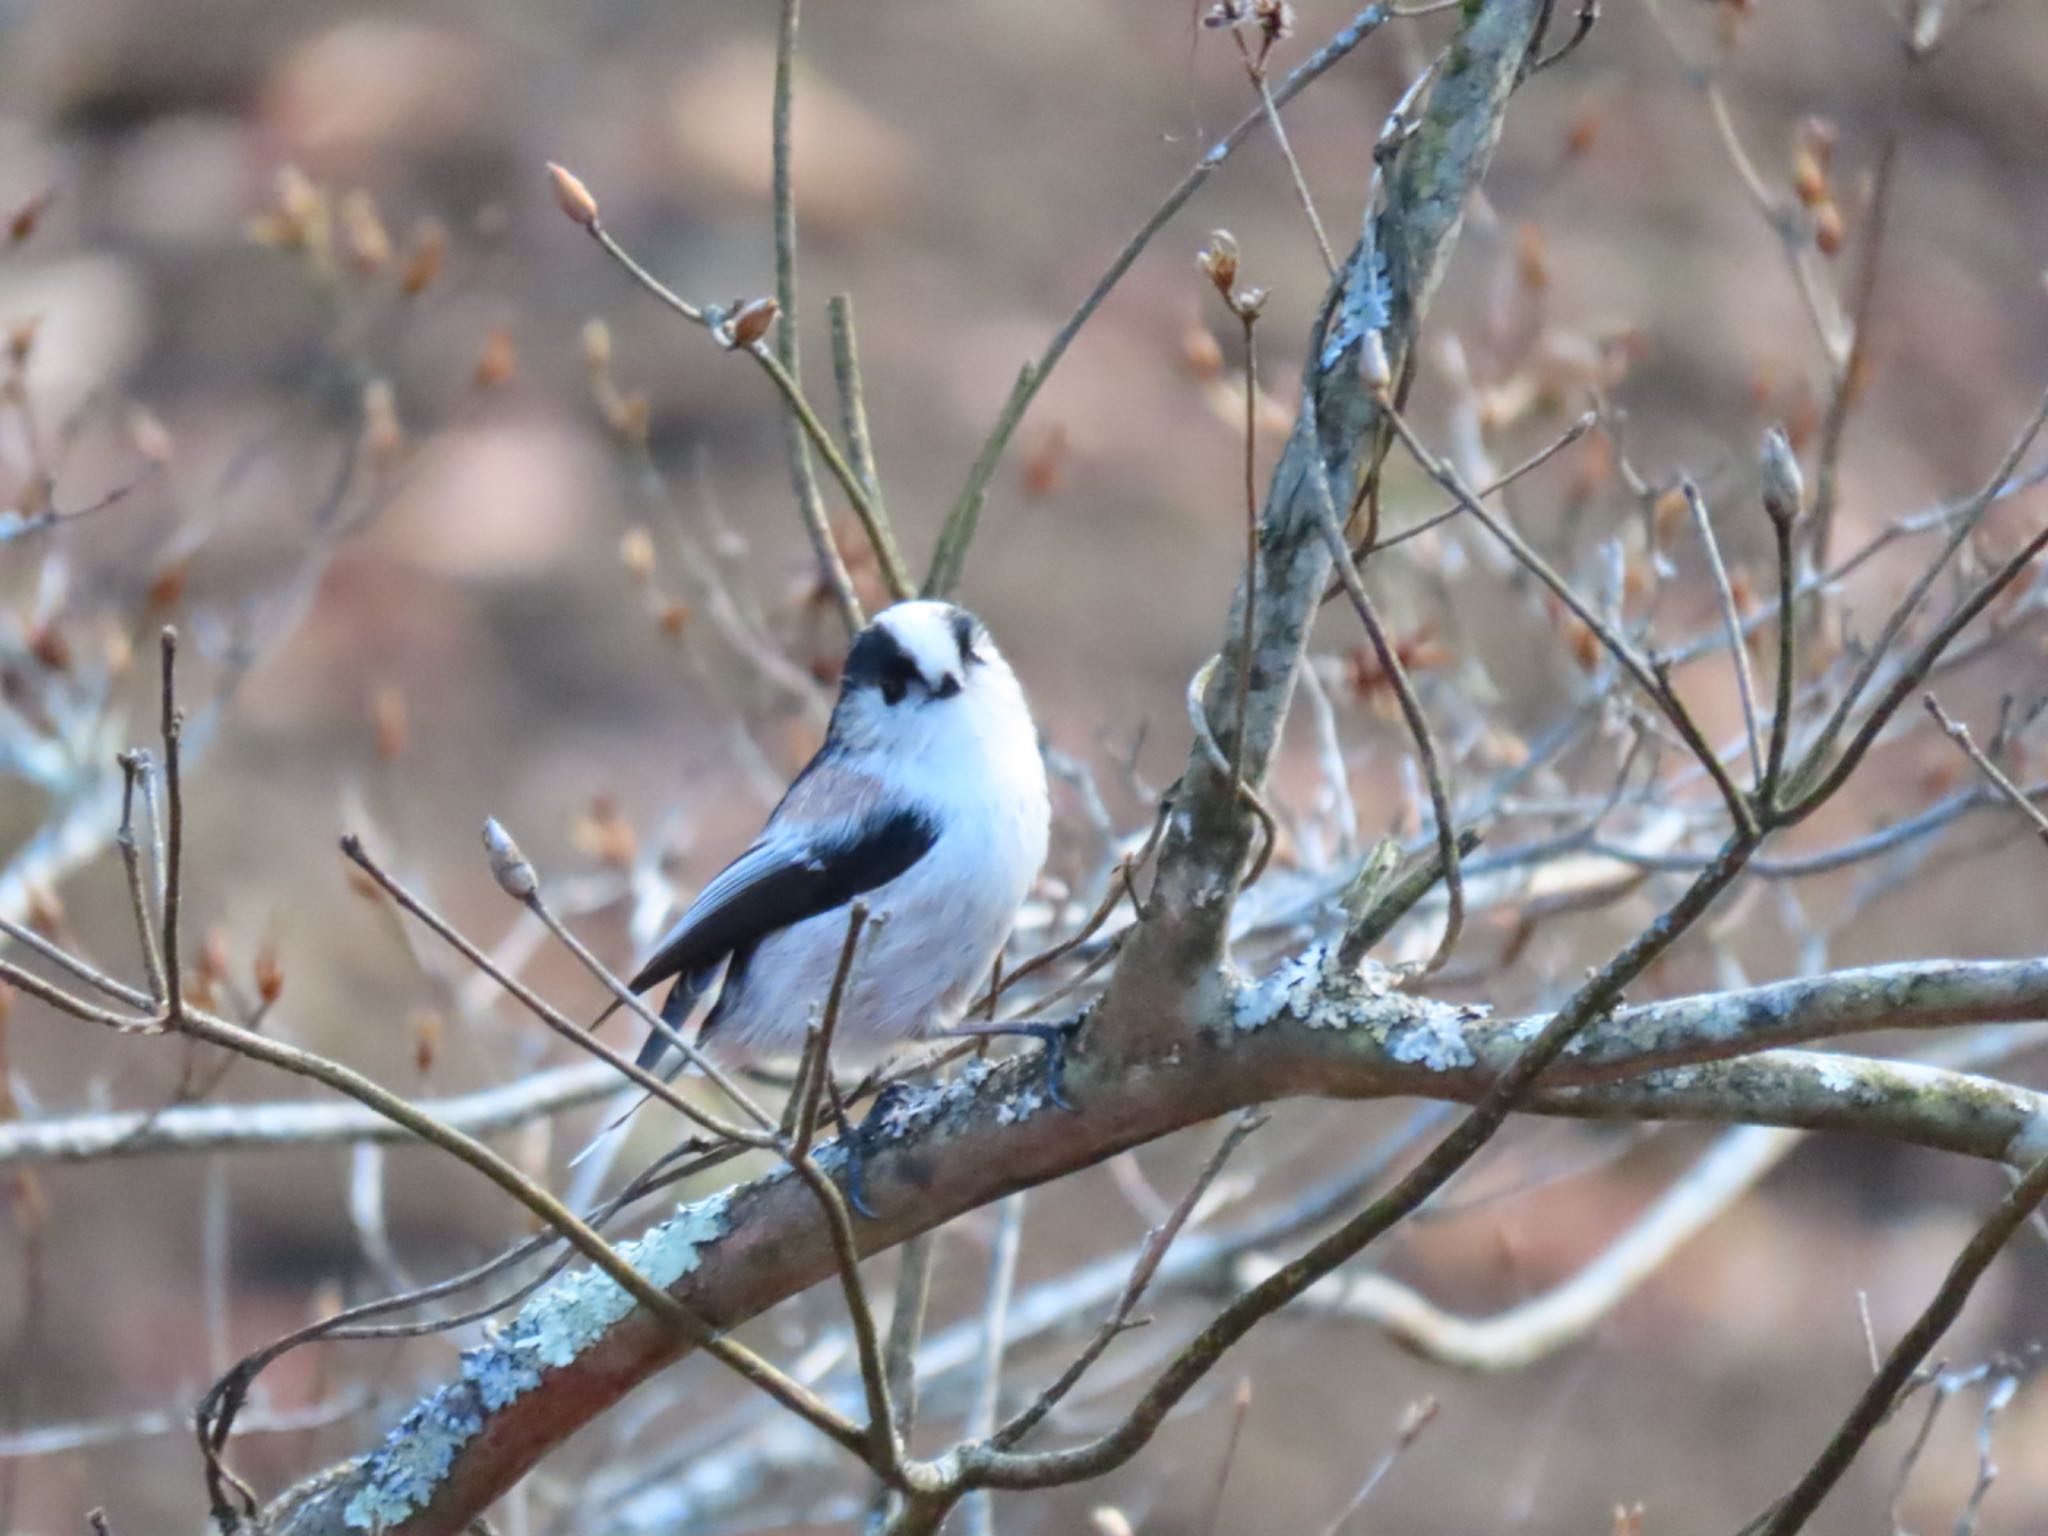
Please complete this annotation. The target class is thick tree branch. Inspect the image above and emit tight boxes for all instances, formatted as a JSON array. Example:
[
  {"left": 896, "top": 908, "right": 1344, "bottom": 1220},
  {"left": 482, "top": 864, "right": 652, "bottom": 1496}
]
[
  {"left": 260, "top": 955, "right": 2048, "bottom": 1535},
  {"left": 1109, "top": 0, "right": 1546, "bottom": 1054}
]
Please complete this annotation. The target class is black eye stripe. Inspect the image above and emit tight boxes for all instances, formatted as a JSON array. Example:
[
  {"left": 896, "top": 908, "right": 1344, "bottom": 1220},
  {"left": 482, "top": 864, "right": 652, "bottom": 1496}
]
[{"left": 843, "top": 624, "right": 914, "bottom": 693}]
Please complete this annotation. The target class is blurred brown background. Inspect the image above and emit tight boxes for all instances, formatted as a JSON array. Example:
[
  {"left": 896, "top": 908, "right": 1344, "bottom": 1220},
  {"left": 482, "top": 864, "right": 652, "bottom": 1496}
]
[{"left": 3, "top": 0, "right": 2047, "bottom": 1531}]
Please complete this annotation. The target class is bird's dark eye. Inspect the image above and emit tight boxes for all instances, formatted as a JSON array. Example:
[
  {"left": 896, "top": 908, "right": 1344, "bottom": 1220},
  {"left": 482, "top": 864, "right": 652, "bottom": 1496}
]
[
  {"left": 879, "top": 674, "right": 908, "bottom": 706},
  {"left": 932, "top": 674, "right": 962, "bottom": 700}
]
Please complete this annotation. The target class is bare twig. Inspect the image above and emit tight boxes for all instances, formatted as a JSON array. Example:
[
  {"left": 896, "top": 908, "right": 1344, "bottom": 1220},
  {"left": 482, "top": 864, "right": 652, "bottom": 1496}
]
[
  {"left": 1924, "top": 698, "right": 2048, "bottom": 846},
  {"left": 994, "top": 1110, "right": 1265, "bottom": 1450},
  {"left": 1746, "top": 1150, "right": 2048, "bottom": 1536},
  {"left": 1380, "top": 404, "right": 1758, "bottom": 837},
  {"left": 115, "top": 750, "right": 166, "bottom": 1005},
  {"left": 768, "top": 0, "right": 864, "bottom": 631},
  {"left": 827, "top": 292, "right": 911, "bottom": 597},
  {"left": 924, "top": 2, "right": 1395, "bottom": 595},
  {"left": 158, "top": 629, "right": 186, "bottom": 1024},
  {"left": 1311, "top": 450, "right": 1464, "bottom": 973},
  {"left": 1684, "top": 479, "right": 1764, "bottom": 787},
  {"left": 961, "top": 1192, "right": 1028, "bottom": 1536},
  {"left": 342, "top": 832, "right": 771, "bottom": 1148}
]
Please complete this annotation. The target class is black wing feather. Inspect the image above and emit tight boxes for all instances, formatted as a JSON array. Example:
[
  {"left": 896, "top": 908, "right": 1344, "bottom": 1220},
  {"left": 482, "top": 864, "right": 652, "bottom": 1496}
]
[{"left": 626, "top": 805, "right": 937, "bottom": 1066}]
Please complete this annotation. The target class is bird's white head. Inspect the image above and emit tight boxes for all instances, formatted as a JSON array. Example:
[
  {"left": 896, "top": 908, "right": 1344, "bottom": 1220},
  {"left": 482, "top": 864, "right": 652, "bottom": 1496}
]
[{"left": 827, "top": 600, "right": 1037, "bottom": 792}]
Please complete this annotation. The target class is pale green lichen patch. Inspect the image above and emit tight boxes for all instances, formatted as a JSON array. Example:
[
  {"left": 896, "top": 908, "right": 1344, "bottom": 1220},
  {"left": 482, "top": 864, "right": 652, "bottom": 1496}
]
[
  {"left": 1385, "top": 1009, "right": 1478, "bottom": 1071},
  {"left": 342, "top": 1190, "right": 732, "bottom": 1531},
  {"left": 1233, "top": 945, "right": 1480, "bottom": 1070}
]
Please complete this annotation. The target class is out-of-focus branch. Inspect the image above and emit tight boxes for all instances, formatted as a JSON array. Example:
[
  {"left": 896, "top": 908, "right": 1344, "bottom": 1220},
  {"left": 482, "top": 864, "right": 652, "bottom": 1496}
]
[
  {"left": 0, "top": 1059, "right": 618, "bottom": 1169},
  {"left": 1237, "top": 1125, "right": 1799, "bottom": 1370}
]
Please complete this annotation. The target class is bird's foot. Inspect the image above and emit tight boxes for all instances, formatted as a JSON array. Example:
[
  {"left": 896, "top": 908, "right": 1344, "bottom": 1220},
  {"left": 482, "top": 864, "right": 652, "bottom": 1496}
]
[
  {"left": 951, "top": 1016, "right": 1085, "bottom": 1112},
  {"left": 831, "top": 1081, "right": 913, "bottom": 1219}
]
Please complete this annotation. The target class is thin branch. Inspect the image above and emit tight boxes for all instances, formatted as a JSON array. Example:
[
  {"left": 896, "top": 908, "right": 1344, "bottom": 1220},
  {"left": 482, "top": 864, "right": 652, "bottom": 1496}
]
[
  {"left": 342, "top": 834, "right": 770, "bottom": 1148},
  {"left": 994, "top": 1110, "right": 1265, "bottom": 1449},
  {"left": 769, "top": 0, "right": 863, "bottom": 633},
  {"left": 1242, "top": 1124, "right": 1798, "bottom": 1369},
  {"left": 1311, "top": 452, "right": 1463, "bottom": 973},
  {"left": 1684, "top": 479, "right": 1764, "bottom": 788},
  {"left": 1231, "top": 32, "right": 1338, "bottom": 274},
  {"left": 514, "top": 853, "right": 781, "bottom": 1135},
  {"left": 563, "top": 185, "right": 881, "bottom": 629},
  {"left": 1789, "top": 510, "right": 2048, "bottom": 817},
  {"left": 115, "top": 750, "right": 166, "bottom": 1005},
  {"left": 159, "top": 628, "right": 186, "bottom": 1024},
  {"left": 1380, "top": 404, "right": 1759, "bottom": 838},
  {"left": 1924, "top": 697, "right": 2048, "bottom": 846},
  {"left": 1791, "top": 380, "right": 2048, "bottom": 791},
  {"left": 0, "top": 1059, "right": 620, "bottom": 1168},
  {"left": 924, "top": 1, "right": 1395, "bottom": 595},
  {"left": 1746, "top": 1148, "right": 2048, "bottom": 1536},
  {"left": 828, "top": 292, "right": 912, "bottom": 598},
  {"left": 961, "top": 1192, "right": 1028, "bottom": 1536}
]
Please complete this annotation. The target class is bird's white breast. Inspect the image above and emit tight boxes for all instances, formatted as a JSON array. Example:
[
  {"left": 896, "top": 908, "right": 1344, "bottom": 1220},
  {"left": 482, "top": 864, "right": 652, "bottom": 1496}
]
[{"left": 705, "top": 734, "right": 1048, "bottom": 1062}]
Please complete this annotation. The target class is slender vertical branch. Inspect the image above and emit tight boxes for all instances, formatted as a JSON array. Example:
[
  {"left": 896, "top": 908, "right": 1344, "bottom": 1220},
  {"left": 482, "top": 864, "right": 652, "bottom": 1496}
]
[
  {"left": 1683, "top": 480, "right": 1764, "bottom": 788},
  {"left": 771, "top": 0, "right": 864, "bottom": 634},
  {"left": 1309, "top": 448, "right": 1463, "bottom": 973},
  {"left": 115, "top": 751, "right": 166, "bottom": 1006},
  {"left": 865, "top": 1231, "right": 937, "bottom": 1530},
  {"left": 158, "top": 629, "right": 186, "bottom": 1024},
  {"left": 1763, "top": 488, "right": 1801, "bottom": 804},
  {"left": 1232, "top": 308, "right": 1262, "bottom": 787},
  {"left": 829, "top": 293, "right": 913, "bottom": 599},
  {"left": 962, "top": 1192, "right": 1027, "bottom": 1536}
]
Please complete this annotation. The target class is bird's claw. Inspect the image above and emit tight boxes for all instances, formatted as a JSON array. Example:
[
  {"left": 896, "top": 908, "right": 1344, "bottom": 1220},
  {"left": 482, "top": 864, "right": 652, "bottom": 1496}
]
[{"left": 835, "top": 1081, "right": 913, "bottom": 1219}]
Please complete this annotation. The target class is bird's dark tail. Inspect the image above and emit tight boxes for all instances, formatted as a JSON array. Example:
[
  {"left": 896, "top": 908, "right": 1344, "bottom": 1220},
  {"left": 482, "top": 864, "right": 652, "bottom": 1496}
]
[{"left": 567, "top": 971, "right": 710, "bottom": 1171}]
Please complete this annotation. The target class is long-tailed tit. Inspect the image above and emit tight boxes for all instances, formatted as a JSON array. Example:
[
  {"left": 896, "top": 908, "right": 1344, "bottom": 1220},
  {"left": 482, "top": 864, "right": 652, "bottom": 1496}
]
[{"left": 609, "top": 599, "right": 1050, "bottom": 1119}]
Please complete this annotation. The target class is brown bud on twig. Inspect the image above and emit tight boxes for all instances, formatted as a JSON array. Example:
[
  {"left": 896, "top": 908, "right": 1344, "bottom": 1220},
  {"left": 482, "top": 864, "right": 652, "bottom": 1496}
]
[
  {"left": 129, "top": 407, "right": 175, "bottom": 464},
  {"left": 1181, "top": 325, "right": 1226, "bottom": 381},
  {"left": 399, "top": 217, "right": 447, "bottom": 297},
  {"left": 362, "top": 379, "right": 404, "bottom": 466},
  {"left": 725, "top": 296, "right": 780, "bottom": 350},
  {"left": 7, "top": 188, "right": 54, "bottom": 246},
  {"left": 340, "top": 190, "right": 392, "bottom": 274},
  {"left": 619, "top": 526, "right": 657, "bottom": 582},
  {"left": 7, "top": 317, "right": 39, "bottom": 368},
  {"left": 473, "top": 326, "right": 518, "bottom": 389},
  {"left": 581, "top": 318, "right": 613, "bottom": 374},
  {"left": 253, "top": 943, "right": 284, "bottom": 1005},
  {"left": 1760, "top": 426, "right": 1804, "bottom": 529},
  {"left": 482, "top": 817, "right": 539, "bottom": 901},
  {"left": 1198, "top": 230, "right": 1240, "bottom": 297},
  {"left": 412, "top": 1009, "right": 443, "bottom": 1075},
  {"left": 1812, "top": 200, "right": 1845, "bottom": 257},
  {"left": 1790, "top": 148, "right": 1828, "bottom": 209},
  {"left": 371, "top": 685, "right": 408, "bottom": 762},
  {"left": 1254, "top": 0, "right": 1295, "bottom": 47},
  {"left": 546, "top": 162, "right": 600, "bottom": 231}
]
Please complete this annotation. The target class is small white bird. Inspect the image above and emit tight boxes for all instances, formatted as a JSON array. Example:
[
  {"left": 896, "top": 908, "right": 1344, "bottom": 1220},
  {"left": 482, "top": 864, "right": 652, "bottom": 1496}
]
[{"left": 621, "top": 598, "right": 1050, "bottom": 1088}]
